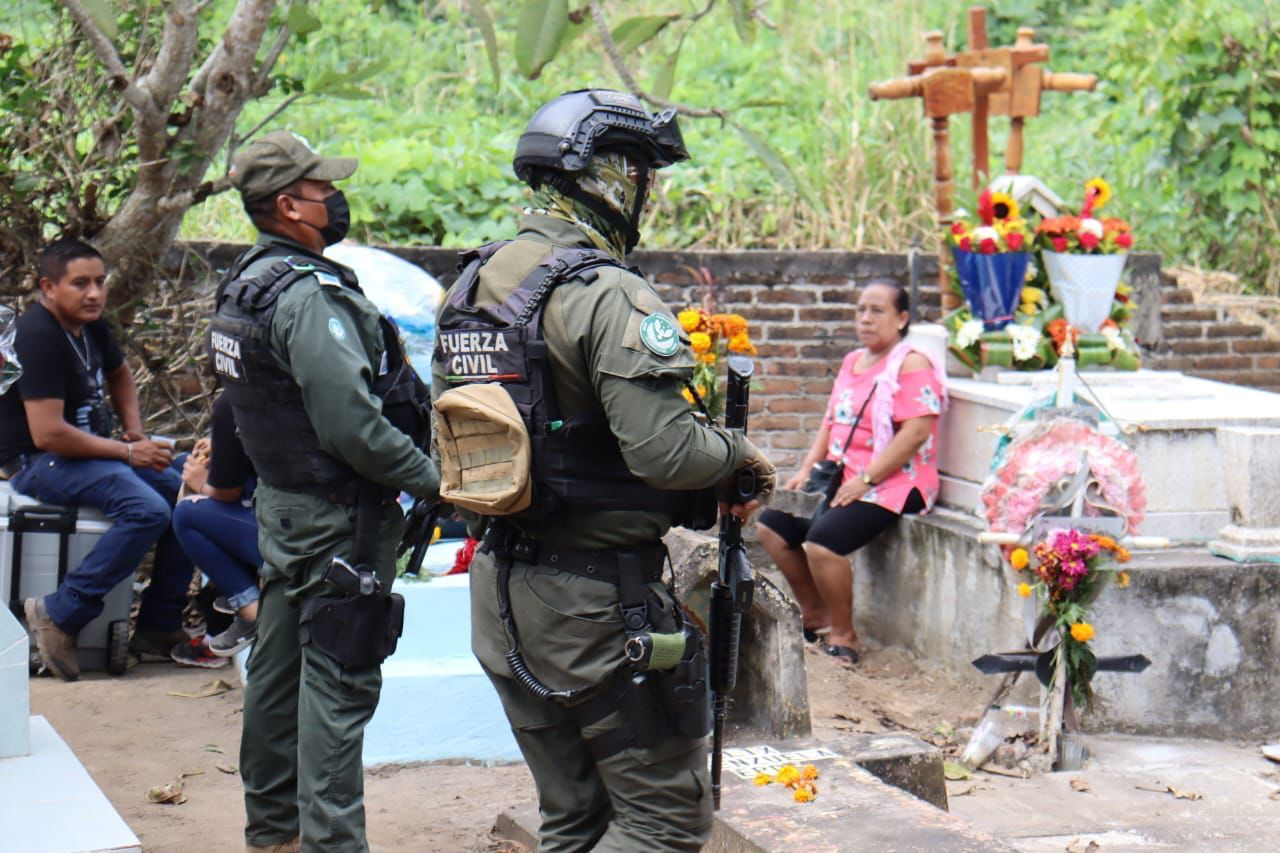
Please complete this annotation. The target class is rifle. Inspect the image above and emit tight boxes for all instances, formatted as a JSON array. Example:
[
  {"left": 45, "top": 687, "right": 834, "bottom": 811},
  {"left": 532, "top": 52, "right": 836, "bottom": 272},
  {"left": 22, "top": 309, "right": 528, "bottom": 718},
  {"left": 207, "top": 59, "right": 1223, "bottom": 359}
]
[
  {"left": 709, "top": 355, "right": 757, "bottom": 810},
  {"left": 396, "top": 498, "right": 444, "bottom": 576}
]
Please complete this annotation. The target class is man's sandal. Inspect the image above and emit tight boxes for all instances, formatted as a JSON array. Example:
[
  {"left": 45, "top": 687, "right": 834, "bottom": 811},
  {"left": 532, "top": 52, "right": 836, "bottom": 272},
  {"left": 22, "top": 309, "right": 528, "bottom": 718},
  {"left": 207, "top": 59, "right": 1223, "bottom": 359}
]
[{"left": 802, "top": 625, "right": 832, "bottom": 644}]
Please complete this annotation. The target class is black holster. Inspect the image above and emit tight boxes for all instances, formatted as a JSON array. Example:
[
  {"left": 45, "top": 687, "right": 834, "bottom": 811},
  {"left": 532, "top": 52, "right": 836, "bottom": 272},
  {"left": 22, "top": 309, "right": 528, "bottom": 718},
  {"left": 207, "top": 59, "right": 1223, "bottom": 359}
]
[
  {"left": 572, "top": 621, "right": 713, "bottom": 760},
  {"left": 299, "top": 587, "right": 405, "bottom": 669},
  {"left": 298, "top": 480, "right": 405, "bottom": 668}
]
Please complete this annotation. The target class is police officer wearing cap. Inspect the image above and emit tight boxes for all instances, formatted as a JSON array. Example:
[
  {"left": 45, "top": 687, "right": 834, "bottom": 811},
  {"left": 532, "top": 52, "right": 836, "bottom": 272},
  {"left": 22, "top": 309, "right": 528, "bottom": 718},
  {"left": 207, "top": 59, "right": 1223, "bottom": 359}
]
[
  {"left": 431, "top": 90, "right": 775, "bottom": 851},
  {"left": 214, "top": 130, "right": 438, "bottom": 853}
]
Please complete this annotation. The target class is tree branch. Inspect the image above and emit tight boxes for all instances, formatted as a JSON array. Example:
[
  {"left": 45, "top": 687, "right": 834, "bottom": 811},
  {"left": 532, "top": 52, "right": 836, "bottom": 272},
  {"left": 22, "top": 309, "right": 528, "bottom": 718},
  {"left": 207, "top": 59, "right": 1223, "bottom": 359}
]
[
  {"left": 59, "top": 0, "right": 153, "bottom": 112},
  {"left": 141, "top": 0, "right": 202, "bottom": 110},
  {"left": 588, "top": 0, "right": 726, "bottom": 119},
  {"left": 252, "top": 25, "right": 291, "bottom": 96}
]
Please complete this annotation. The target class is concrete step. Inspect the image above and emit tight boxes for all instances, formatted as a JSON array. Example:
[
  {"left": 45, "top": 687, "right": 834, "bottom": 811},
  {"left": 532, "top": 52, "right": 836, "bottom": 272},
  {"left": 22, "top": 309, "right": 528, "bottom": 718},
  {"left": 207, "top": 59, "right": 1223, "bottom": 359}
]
[
  {"left": 1161, "top": 288, "right": 1196, "bottom": 305},
  {"left": 496, "top": 734, "right": 1010, "bottom": 852}
]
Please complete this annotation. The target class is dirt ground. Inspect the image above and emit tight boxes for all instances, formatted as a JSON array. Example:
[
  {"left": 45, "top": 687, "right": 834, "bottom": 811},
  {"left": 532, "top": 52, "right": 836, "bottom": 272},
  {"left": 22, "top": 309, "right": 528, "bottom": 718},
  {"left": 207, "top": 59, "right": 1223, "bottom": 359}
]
[{"left": 29, "top": 640, "right": 986, "bottom": 852}]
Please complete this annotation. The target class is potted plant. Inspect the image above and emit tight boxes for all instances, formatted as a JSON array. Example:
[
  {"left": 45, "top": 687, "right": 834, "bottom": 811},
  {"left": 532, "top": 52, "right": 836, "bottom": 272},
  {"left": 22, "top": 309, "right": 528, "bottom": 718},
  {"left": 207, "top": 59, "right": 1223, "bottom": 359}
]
[
  {"left": 1036, "top": 178, "right": 1135, "bottom": 333},
  {"left": 948, "top": 189, "right": 1032, "bottom": 331}
]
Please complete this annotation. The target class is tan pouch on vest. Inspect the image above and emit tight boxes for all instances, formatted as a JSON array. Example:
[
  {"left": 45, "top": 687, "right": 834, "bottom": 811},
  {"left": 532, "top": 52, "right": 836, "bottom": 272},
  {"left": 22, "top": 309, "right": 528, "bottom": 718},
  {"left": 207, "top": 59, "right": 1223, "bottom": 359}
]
[{"left": 433, "top": 383, "right": 533, "bottom": 515}]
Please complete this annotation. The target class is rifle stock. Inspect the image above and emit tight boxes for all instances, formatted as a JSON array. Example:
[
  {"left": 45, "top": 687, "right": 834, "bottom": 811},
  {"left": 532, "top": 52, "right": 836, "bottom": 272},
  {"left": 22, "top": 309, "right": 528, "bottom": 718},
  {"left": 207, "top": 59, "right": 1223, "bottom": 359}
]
[{"left": 709, "top": 356, "right": 756, "bottom": 810}]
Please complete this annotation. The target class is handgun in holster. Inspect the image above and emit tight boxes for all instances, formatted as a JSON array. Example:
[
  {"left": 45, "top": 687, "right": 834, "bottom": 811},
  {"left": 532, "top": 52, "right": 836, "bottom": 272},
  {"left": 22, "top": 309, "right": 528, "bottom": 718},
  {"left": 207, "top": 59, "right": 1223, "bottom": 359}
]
[{"left": 298, "top": 482, "right": 406, "bottom": 669}]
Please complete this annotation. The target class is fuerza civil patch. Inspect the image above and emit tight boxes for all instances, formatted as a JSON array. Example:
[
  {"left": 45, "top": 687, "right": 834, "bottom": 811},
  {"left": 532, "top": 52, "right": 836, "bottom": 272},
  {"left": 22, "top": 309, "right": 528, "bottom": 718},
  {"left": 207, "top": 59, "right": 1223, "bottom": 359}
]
[
  {"left": 434, "top": 328, "right": 526, "bottom": 383},
  {"left": 210, "top": 330, "right": 246, "bottom": 382}
]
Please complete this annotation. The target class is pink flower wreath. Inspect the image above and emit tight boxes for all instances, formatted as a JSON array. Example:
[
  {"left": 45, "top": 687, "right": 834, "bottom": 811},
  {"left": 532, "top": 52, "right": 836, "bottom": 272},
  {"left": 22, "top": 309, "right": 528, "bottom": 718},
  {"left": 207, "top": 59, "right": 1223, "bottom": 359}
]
[{"left": 981, "top": 417, "right": 1146, "bottom": 536}]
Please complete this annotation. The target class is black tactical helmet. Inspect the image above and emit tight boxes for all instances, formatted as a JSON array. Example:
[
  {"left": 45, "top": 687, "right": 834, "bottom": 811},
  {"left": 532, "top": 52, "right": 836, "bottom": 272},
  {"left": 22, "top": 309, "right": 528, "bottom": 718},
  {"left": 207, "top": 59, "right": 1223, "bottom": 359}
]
[{"left": 513, "top": 89, "right": 689, "bottom": 183}]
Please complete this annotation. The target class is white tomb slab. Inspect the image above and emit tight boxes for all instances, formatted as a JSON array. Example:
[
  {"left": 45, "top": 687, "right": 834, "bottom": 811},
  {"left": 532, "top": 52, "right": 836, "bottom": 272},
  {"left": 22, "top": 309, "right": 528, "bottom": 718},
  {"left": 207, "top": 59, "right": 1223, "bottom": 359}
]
[
  {"left": 938, "top": 369, "right": 1280, "bottom": 542},
  {"left": 0, "top": 608, "right": 29, "bottom": 759}
]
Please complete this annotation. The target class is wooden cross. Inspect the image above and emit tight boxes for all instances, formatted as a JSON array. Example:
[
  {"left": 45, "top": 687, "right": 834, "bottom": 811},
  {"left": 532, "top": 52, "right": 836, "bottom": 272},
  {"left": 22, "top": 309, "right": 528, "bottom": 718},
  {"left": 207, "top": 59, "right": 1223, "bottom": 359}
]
[
  {"left": 869, "top": 9, "right": 1099, "bottom": 305},
  {"left": 869, "top": 39, "right": 1006, "bottom": 300}
]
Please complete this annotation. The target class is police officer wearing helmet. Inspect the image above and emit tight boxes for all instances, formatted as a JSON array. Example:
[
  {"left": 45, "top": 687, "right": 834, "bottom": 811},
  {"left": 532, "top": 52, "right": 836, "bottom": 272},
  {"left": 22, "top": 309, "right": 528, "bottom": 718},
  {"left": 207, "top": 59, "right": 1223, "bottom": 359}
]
[
  {"left": 214, "top": 130, "right": 439, "bottom": 853},
  {"left": 431, "top": 90, "right": 775, "bottom": 850}
]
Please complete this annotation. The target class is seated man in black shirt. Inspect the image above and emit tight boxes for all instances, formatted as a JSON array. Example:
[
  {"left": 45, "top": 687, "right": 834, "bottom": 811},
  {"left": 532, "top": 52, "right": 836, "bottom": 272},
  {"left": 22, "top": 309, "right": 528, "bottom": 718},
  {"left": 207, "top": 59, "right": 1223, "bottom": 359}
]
[{"left": 0, "top": 237, "right": 194, "bottom": 681}]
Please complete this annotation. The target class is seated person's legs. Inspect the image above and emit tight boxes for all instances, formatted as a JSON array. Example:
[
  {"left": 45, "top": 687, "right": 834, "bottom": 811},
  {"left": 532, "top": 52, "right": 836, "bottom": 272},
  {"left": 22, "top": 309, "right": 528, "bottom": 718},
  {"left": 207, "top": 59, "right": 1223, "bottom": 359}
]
[
  {"left": 14, "top": 455, "right": 173, "bottom": 635},
  {"left": 756, "top": 509, "right": 831, "bottom": 637},
  {"left": 171, "top": 495, "right": 262, "bottom": 656}
]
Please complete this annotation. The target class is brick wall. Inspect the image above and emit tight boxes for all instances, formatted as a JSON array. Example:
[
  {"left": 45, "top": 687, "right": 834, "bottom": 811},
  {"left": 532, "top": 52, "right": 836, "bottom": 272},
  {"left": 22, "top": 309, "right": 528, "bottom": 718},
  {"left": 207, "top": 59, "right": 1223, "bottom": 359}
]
[{"left": 178, "top": 242, "right": 1166, "bottom": 470}]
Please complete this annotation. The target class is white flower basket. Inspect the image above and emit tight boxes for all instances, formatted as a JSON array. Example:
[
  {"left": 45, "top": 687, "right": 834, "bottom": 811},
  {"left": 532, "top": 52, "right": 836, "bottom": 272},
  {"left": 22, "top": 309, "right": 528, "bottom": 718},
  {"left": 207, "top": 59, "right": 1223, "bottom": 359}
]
[{"left": 1041, "top": 251, "right": 1128, "bottom": 332}]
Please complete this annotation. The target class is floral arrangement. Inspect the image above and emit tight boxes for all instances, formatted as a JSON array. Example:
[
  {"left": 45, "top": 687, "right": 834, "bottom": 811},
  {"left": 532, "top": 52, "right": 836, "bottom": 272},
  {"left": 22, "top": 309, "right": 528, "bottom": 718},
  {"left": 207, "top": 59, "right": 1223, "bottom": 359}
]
[
  {"left": 676, "top": 308, "right": 757, "bottom": 422},
  {"left": 1034, "top": 178, "right": 1135, "bottom": 255},
  {"left": 948, "top": 189, "right": 1030, "bottom": 254},
  {"left": 943, "top": 177, "right": 1142, "bottom": 372},
  {"left": 1007, "top": 528, "right": 1131, "bottom": 708},
  {"left": 982, "top": 416, "right": 1147, "bottom": 537},
  {"left": 752, "top": 763, "right": 820, "bottom": 803}
]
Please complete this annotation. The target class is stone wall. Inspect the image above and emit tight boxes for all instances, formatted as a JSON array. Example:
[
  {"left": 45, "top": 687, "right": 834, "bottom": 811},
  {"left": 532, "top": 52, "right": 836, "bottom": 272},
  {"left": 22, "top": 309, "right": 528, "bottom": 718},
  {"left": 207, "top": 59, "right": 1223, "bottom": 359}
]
[{"left": 177, "top": 242, "right": 1164, "bottom": 471}]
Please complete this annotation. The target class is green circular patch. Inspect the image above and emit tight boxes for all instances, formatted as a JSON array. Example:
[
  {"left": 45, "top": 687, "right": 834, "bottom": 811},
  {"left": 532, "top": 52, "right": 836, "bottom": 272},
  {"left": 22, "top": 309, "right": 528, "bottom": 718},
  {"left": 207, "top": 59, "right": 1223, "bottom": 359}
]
[{"left": 639, "top": 313, "right": 680, "bottom": 357}]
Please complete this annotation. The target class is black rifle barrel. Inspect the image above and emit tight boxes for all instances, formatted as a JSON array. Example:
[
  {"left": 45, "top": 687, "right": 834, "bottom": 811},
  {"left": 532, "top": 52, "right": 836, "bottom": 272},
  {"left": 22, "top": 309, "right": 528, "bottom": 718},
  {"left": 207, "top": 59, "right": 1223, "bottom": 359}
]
[{"left": 710, "top": 356, "right": 757, "bottom": 810}]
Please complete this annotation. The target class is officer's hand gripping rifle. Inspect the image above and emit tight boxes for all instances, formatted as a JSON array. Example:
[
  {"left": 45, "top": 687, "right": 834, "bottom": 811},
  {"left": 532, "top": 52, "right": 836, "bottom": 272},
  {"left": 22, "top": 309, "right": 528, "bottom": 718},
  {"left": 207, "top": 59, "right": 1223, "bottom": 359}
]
[
  {"left": 396, "top": 497, "right": 444, "bottom": 576},
  {"left": 709, "top": 355, "right": 757, "bottom": 810}
]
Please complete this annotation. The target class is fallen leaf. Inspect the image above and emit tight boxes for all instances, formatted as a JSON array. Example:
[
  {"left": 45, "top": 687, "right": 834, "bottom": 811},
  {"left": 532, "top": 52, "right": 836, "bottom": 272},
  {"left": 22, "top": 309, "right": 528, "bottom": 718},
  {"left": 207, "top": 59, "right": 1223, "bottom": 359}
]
[
  {"left": 949, "top": 783, "right": 977, "bottom": 797},
  {"left": 1070, "top": 778, "right": 1090, "bottom": 793},
  {"left": 215, "top": 763, "right": 238, "bottom": 775},
  {"left": 203, "top": 744, "right": 224, "bottom": 754},
  {"left": 146, "top": 780, "right": 187, "bottom": 805},
  {"left": 181, "top": 769, "right": 204, "bottom": 778},
  {"left": 167, "top": 679, "right": 234, "bottom": 699},
  {"left": 943, "top": 761, "right": 972, "bottom": 781},
  {"left": 1135, "top": 783, "right": 1203, "bottom": 801}
]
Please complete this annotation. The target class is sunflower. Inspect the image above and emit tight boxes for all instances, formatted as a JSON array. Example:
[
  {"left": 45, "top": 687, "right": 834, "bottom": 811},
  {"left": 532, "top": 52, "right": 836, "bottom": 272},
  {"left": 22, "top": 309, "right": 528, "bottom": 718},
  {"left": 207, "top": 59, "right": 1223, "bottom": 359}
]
[
  {"left": 989, "top": 191, "right": 1019, "bottom": 221},
  {"left": 1084, "top": 177, "right": 1112, "bottom": 210}
]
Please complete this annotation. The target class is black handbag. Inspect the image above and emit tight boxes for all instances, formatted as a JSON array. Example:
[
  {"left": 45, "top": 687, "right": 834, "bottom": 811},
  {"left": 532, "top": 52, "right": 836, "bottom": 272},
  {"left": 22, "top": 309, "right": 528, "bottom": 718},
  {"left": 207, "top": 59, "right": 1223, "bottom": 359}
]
[{"left": 803, "top": 391, "right": 874, "bottom": 516}]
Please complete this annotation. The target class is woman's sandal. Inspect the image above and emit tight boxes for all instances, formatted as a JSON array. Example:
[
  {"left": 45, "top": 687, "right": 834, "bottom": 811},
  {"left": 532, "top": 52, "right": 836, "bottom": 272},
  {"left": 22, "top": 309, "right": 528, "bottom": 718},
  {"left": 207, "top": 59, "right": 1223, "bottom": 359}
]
[
  {"left": 824, "top": 644, "right": 860, "bottom": 665},
  {"left": 802, "top": 626, "right": 832, "bottom": 644}
]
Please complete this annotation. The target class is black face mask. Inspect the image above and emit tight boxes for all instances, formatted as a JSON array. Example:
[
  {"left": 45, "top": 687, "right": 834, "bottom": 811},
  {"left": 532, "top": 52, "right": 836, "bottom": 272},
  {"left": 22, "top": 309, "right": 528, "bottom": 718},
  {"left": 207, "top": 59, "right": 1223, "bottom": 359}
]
[{"left": 318, "top": 190, "right": 351, "bottom": 245}]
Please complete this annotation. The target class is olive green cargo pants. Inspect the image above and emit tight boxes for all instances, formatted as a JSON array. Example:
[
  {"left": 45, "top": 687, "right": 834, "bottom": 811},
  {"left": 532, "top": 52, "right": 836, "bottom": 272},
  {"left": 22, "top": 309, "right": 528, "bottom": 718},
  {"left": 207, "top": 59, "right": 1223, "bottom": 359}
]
[
  {"left": 240, "top": 489, "right": 403, "bottom": 852},
  {"left": 471, "top": 550, "right": 713, "bottom": 851}
]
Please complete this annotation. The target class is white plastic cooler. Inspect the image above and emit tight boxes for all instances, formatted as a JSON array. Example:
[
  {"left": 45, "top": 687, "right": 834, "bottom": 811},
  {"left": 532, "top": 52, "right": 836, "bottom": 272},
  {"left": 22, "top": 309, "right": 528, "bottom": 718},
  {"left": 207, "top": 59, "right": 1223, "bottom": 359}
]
[{"left": 0, "top": 481, "right": 127, "bottom": 674}]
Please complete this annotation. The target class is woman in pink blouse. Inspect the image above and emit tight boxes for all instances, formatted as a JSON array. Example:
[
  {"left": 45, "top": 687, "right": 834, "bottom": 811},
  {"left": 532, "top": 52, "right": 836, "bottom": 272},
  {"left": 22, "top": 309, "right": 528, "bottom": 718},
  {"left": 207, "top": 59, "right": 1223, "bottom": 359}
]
[{"left": 757, "top": 280, "right": 947, "bottom": 664}]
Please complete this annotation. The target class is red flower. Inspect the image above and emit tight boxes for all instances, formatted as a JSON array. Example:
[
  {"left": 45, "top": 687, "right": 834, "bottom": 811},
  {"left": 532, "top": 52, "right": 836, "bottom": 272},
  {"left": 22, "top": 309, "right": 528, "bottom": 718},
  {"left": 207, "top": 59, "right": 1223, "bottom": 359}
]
[
  {"left": 978, "top": 237, "right": 997, "bottom": 254},
  {"left": 1116, "top": 232, "right": 1133, "bottom": 249},
  {"left": 959, "top": 236, "right": 972, "bottom": 251},
  {"left": 448, "top": 537, "right": 479, "bottom": 575},
  {"left": 1005, "top": 231, "right": 1025, "bottom": 251},
  {"left": 1051, "top": 236, "right": 1068, "bottom": 253},
  {"left": 977, "top": 190, "right": 995, "bottom": 226},
  {"left": 951, "top": 221, "right": 968, "bottom": 235},
  {"left": 1079, "top": 231, "right": 1100, "bottom": 250}
]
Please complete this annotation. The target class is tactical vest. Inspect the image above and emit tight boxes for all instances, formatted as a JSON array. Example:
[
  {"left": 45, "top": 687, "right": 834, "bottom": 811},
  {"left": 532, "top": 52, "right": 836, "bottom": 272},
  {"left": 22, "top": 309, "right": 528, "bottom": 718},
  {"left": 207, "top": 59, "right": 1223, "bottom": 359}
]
[
  {"left": 435, "top": 242, "right": 715, "bottom": 528},
  {"left": 210, "top": 245, "right": 431, "bottom": 501}
]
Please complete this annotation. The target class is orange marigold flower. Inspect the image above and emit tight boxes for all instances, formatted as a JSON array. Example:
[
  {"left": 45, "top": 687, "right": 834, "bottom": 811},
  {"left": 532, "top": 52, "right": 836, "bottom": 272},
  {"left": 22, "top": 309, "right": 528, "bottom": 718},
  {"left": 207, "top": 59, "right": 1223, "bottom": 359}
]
[
  {"left": 723, "top": 314, "right": 749, "bottom": 338},
  {"left": 1116, "top": 570, "right": 1131, "bottom": 588},
  {"left": 681, "top": 387, "right": 696, "bottom": 405},
  {"left": 801, "top": 764, "right": 819, "bottom": 781},
  {"left": 727, "top": 332, "right": 757, "bottom": 355},
  {"left": 774, "top": 764, "right": 801, "bottom": 787},
  {"left": 1070, "top": 622, "right": 1095, "bottom": 643},
  {"left": 1115, "top": 546, "right": 1131, "bottom": 563},
  {"left": 1017, "top": 582, "right": 1033, "bottom": 598},
  {"left": 753, "top": 771, "right": 772, "bottom": 787},
  {"left": 1009, "top": 547, "right": 1029, "bottom": 571},
  {"left": 698, "top": 352, "right": 717, "bottom": 365},
  {"left": 677, "top": 309, "right": 704, "bottom": 333},
  {"left": 1092, "top": 534, "right": 1117, "bottom": 550},
  {"left": 793, "top": 784, "right": 816, "bottom": 803},
  {"left": 689, "top": 332, "right": 712, "bottom": 354}
]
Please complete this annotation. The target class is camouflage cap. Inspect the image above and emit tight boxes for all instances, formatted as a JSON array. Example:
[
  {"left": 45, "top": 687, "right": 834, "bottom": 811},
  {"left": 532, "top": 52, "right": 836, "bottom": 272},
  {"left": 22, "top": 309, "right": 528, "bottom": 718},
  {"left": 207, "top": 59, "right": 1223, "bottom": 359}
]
[{"left": 230, "top": 130, "right": 357, "bottom": 203}]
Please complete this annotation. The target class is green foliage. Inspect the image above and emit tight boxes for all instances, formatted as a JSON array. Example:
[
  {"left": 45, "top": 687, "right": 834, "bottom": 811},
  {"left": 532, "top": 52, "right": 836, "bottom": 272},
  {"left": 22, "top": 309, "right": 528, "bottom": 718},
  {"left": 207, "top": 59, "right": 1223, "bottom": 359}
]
[{"left": 174, "top": 0, "right": 1280, "bottom": 292}]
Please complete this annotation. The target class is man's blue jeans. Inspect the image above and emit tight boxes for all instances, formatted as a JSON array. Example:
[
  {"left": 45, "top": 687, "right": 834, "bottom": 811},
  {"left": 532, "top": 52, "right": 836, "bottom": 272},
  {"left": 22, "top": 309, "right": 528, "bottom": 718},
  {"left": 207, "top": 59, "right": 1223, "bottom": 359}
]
[
  {"left": 11, "top": 453, "right": 193, "bottom": 635},
  {"left": 172, "top": 496, "right": 262, "bottom": 612}
]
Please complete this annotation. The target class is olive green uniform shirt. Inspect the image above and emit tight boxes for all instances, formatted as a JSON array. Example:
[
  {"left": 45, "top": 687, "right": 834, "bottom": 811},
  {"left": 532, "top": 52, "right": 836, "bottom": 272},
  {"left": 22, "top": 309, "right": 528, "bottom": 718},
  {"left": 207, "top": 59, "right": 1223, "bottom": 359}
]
[
  {"left": 239, "top": 234, "right": 439, "bottom": 582},
  {"left": 432, "top": 214, "right": 749, "bottom": 549}
]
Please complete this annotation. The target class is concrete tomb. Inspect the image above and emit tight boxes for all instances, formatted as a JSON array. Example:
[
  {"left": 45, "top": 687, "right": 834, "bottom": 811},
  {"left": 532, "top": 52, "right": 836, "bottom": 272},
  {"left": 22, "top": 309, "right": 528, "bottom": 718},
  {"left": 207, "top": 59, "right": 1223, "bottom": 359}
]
[{"left": 853, "top": 368, "right": 1280, "bottom": 739}]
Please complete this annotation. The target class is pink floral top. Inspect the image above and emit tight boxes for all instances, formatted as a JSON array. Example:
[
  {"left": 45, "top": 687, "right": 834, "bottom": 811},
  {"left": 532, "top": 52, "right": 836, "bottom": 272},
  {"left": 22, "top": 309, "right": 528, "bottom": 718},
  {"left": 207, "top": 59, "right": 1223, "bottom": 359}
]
[{"left": 822, "top": 349, "right": 944, "bottom": 514}]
